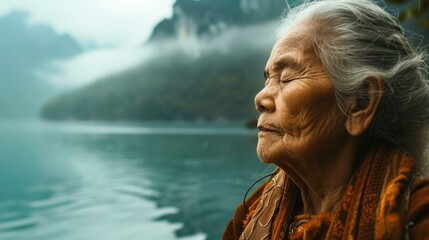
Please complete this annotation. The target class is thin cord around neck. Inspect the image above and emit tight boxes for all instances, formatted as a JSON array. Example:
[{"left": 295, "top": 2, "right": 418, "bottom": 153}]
[{"left": 243, "top": 172, "right": 277, "bottom": 211}]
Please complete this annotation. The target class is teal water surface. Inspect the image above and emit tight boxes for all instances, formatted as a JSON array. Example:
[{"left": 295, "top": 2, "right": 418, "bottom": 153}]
[{"left": 0, "top": 120, "right": 272, "bottom": 240}]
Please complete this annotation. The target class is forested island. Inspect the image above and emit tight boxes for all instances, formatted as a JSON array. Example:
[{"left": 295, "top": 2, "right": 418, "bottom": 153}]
[{"left": 41, "top": 37, "right": 271, "bottom": 121}]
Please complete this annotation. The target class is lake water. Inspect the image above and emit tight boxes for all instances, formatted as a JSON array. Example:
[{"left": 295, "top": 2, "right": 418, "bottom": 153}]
[{"left": 0, "top": 120, "right": 273, "bottom": 240}]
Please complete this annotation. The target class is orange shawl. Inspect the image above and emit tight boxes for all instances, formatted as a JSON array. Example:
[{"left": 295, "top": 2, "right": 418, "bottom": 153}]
[{"left": 223, "top": 144, "right": 429, "bottom": 239}]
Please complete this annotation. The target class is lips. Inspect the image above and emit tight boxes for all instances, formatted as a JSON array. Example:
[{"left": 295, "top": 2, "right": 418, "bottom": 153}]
[{"left": 257, "top": 124, "right": 281, "bottom": 134}]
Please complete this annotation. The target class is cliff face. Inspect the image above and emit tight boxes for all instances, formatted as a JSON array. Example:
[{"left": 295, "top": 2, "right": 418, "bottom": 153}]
[{"left": 148, "top": 0, "right": 286, "bottom": 43}]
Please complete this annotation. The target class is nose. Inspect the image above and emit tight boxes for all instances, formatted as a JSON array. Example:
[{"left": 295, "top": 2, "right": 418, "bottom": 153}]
[{"left": 255, "top": 85, "right": 275, "bottom": 113}]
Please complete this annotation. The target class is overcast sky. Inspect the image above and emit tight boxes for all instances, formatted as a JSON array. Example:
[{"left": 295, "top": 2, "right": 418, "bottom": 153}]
[
  {"left": 0, "top": 0, "right": 175, "bottom": 48},
  {"left": 0, "top": 0, "right": 176, "bottom": 88}
]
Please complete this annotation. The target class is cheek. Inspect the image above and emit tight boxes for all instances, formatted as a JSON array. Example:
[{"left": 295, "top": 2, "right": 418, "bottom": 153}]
[
  {"left": 288, "top": 105, "right": 346, "bottom": 155},
  {"left": 280, "top": 83, "right": 339, "bottom": 129},
  {"left": 277, "top": 88, "right": 345, "bottom": 154},
  {"left": 276, "top": 89, "right": 312, "bottom": 133},
  {"left": 305, "top": 110, "right": 344, "bottom": 150}
]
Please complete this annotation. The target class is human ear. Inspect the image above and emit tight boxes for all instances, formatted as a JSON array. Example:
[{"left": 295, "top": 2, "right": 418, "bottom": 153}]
[{"left": 345, "top": 77, "right": 383, "bottom": 136}]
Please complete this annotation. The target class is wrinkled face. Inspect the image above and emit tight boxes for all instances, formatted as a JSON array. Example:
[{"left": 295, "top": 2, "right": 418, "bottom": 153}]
[{"left": 255, "top": 22, "right": 348, "bottom": 170}]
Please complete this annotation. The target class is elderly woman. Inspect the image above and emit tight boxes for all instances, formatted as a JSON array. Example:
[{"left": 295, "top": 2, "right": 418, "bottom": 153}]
[{"left": 223, "top": 0, "right": 429, "bottom": 239}]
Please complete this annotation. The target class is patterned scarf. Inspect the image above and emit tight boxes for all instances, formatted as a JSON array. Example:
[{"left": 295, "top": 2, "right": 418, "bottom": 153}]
[{"left": 240, "top": 144, "right": 415, "bottom": 239}]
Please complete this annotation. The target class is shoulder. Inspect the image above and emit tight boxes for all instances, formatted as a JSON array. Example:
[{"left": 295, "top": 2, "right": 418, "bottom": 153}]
[
  {"left": 409, "top": 178, "right": 429, "bottom": 239},
  {"left": 222, "top": 171, "right": 279, "bottom": 240},
  {"left": 222, "top": 181, "right": 268, "bottom": 240}
]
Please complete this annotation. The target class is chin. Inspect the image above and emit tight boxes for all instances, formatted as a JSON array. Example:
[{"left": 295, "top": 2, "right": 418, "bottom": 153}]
[
  {"left": 256, "top": 146, "right": 267, "bottom": 162},
  {"left": 256, "top": 146, "right": 277, "bottom": 164}
]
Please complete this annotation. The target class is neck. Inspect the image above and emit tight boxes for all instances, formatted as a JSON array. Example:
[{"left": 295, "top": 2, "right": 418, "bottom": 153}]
[
  {"left": 285, "top": 138, "right": 362, "bottom": 215},
  {"left": 299, "top": 181, "right": 349, "bottom": 214}
]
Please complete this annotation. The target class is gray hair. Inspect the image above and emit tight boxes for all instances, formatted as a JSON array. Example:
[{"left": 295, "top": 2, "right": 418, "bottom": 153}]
[{"left": 277, "top": 0, "right": 429, "bottom": 170}]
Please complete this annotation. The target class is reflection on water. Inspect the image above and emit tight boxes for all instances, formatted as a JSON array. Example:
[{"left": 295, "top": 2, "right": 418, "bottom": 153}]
[{"left": 0, "top": 120, "right": 271, "bottom": 240}]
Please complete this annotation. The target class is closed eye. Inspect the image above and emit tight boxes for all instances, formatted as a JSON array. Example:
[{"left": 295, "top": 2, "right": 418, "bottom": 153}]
[{"left": 280, "top": 78, "right": 294, "bottom": 84}]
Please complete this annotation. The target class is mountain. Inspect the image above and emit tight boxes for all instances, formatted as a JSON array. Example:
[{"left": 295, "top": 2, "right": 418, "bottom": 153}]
[
  {"left": 40, "top": 0, "right": 428, "bottom": 122},
  {"left": 41, "top": 22, "right": 275, "bottom": 121},
  {"left": 0, "top": 11, "right": 82, "bottom": 118},
  {"left": 41, "top": 0, "right": 287, "bottom": 121}
]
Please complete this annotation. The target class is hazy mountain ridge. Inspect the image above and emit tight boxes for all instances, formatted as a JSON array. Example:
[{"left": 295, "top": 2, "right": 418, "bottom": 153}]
[
  {"left": 0, "top": 11, "right": 82, "bottom": 118},
  {"left": 0, "top": 11, "right": 81, "bottom": 67}
]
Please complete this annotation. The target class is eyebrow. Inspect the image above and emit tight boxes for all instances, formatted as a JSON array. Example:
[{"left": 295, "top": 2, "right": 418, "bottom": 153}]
[{"left": 264, "top": 54, "right": 302, "bottom": 79}]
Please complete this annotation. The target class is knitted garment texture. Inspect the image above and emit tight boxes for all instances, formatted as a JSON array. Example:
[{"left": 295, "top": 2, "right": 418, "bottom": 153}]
[{"left": 223, "top": 144, "right": 423, "bottom": 240}]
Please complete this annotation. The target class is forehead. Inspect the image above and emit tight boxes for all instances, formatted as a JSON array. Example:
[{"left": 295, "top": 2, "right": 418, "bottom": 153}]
[{"left": 266, "top": 22, "right": 320, "bottom": 70}]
